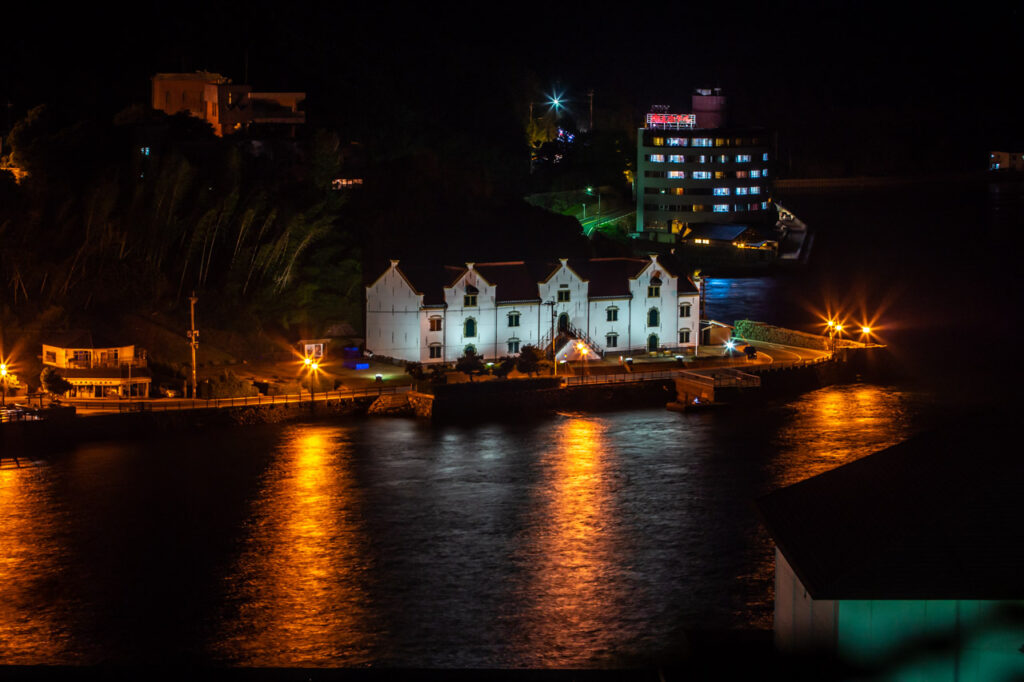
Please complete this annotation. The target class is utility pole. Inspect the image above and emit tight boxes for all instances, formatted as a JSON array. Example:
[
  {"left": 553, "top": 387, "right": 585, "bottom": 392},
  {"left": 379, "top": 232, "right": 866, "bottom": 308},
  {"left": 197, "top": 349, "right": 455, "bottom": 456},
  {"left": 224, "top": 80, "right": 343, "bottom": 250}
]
[{"left": 188, "top": 292, "right": 199, "bottom": 398}]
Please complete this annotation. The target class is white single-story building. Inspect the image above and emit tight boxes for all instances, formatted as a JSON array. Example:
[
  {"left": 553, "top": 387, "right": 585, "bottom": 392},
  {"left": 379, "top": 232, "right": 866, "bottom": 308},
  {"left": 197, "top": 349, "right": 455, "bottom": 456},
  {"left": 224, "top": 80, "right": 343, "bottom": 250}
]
[{"left": 365, "top": 255, "right": 701, "bottom": 363}]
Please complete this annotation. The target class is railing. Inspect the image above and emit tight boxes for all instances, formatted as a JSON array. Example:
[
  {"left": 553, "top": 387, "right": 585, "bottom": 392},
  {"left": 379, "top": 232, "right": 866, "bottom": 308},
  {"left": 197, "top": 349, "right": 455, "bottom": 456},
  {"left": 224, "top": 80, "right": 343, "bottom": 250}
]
[
  {"left": 63, "top": 385, "right": 409, "bottom": 413},
  {"left": 63, "top": 358, "right": 148, "bottom": 370},
  {"left": 563, "top": 370, "right": 677, "bottom": 386}
]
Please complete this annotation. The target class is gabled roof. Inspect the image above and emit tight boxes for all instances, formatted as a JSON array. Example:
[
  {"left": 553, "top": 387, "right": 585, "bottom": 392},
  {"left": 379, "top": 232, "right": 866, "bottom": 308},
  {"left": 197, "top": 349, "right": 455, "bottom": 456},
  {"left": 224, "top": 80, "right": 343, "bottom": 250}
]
[
  {"left": 757, "top": 413, "right": 1024, "bottom": 600},
  {"left": 474, "top": 261, "right": 557, "bottom": 302},
  {"left": 367, "top": 261, "right": 464, "bottom": 306},
  {"left": 571, "top": 258, "right": 650, "bottom": 298}
]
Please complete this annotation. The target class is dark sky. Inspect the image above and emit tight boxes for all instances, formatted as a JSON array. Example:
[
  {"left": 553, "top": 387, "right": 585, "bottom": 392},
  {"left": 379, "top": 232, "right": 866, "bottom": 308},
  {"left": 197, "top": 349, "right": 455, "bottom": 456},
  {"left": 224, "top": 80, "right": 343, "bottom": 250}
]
[{"left": 4, "top": 2, "right": 1021, "bottom": 151}]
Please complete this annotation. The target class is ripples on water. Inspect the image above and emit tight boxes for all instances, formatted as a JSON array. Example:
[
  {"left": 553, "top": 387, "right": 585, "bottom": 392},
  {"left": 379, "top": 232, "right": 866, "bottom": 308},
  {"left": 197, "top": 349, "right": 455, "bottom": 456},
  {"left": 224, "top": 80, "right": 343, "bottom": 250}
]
[{"left": 0, "top": 382, "right": 932, "bottom": 668}]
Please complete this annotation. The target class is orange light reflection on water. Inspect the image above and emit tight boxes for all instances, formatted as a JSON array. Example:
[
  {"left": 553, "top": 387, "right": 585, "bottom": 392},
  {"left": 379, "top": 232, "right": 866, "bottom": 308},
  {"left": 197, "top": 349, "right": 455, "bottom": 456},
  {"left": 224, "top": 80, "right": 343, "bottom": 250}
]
[
  {"left": 212, "top": 426, "right": 374, "bottom": 666},
  {"left": 771, "top": 384, "right": 915, "bottom": 489},
  {"left": 515, "top": 417, "right": 625, "bottom": 666},
  {"left": 0, "top": 465, "right": 74, "bottom": 662}
]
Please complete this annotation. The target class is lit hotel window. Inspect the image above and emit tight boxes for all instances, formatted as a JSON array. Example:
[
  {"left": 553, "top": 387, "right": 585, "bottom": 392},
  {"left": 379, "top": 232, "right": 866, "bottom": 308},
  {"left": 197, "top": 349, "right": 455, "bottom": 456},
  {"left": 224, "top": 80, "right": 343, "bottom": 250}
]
[
  {"left": 750, "top": 186, "right": 760, "bottom": 194},
  {"left": 713, "top": 204, "right": 729, "bottom": 212},
  {"left": 693, "top": 138, "right": 712, "bottom": 147},
  {"left": 667, "top": 171, "right": 686, "bottom": 179},
  {"left": 736, "top": 154, "right": 752, "bottom": 163},
  {"left": 648, "top": 154, "right": 665, "bottom": 162},
  {"left": 669, "top": 154, "right": 685, "bottom": 162},
  {"left": 698, "top": 155, "right": 707, "bottom": 163},
  {"left": 750, "top": 170, "right": 761, "bottom": 178},
  {"left": 736, "top": 170, "right": 749, "bottom": 178},
  {"left": 736, "top": 187, "right": 748, "bottom": 195},
  {"left": 713, "top": 187, "right": 730, "bottom": 196},
  {"left": 693, "top": 171, "right": 711, "bottom": 179},
  {"left": 761, "top": 201, "right": 769, "bottom": 209},
  {"left": 667, "top": 137, "right": 687, "bottom": 146},
  {"left": 652, "top": 136, "right": 665, "bottom": 146},
  {"left": 718, "top": 154, "right": 729, "bottom": 163},
  {"left": 762, "top": 153, "right": 769, "bottom": 161}
]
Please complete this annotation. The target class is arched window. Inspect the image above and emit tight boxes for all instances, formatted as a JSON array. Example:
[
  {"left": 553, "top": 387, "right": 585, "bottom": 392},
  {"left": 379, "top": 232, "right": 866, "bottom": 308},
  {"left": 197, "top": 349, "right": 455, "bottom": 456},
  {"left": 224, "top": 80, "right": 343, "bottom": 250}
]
[
  {"left": 679, "top": 329, "right": 691, "bottom": 344},
  {"left": 648, "top": 334, "right": 659, "bottom": 352},
  {"left": 464, "top": 318, "right": 477, "bottom": 338},
  {"left": 647, "top": 308, "right": 660, "bottom": 327}
]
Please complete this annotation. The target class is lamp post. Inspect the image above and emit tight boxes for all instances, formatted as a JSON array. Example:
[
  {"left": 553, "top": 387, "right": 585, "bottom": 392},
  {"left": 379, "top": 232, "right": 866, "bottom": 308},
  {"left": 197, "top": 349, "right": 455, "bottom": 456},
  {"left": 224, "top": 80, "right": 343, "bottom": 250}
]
[
  {"left": 586, "top": 186, "right": 601, "bottom": 218},
  {"left": 1, "top": 363, "right": 7, "bottom": 407}
]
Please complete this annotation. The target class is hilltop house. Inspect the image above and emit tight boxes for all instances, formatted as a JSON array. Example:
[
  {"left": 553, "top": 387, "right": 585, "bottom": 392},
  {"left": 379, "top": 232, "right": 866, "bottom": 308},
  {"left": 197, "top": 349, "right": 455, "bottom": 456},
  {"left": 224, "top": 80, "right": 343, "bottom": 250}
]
[
  {"left": 365, "top": 255, "right": 701, "bottom": 364},
  {"left": 41, "top": 332, "right": 151, "bottom": 398}
]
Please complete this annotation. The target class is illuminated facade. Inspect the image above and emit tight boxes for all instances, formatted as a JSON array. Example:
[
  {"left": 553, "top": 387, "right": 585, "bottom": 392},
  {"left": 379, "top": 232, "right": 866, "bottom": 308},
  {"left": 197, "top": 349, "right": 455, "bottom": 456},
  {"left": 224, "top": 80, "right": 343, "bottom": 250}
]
[
  {"left": 635, "top": 90, "right": 774, "bottom": 242},
  {"left": 152, "top": 72, "right": 305, "bottom": 137},
  {"left": 41, "top": 332, "right": 151, "bottom": 398},
  {"left": 365, "top": 256, "right": 701, "bottom": 364}
]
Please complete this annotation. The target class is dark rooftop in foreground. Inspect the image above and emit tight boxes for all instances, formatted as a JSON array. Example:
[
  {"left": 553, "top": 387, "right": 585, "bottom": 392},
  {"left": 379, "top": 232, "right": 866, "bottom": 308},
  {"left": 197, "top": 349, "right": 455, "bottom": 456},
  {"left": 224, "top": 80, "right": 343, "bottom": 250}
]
[{"left": 757, "top": 413, "right": 1024, "bottom": 601}]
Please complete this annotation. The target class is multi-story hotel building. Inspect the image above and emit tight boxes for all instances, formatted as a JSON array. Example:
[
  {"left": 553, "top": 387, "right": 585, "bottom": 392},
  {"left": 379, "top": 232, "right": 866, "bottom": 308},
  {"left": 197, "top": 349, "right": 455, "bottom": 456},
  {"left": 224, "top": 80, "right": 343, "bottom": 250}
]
[{"left": 635, "top": 90, "right": 774, "bottom": 243}]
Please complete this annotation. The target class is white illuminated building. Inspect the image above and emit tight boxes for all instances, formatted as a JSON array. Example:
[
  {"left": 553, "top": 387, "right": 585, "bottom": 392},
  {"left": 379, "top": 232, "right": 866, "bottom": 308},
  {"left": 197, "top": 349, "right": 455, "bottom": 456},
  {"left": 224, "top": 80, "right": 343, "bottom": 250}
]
[{"left": 365, "top": 255, "right": 701, "bottom": 363}]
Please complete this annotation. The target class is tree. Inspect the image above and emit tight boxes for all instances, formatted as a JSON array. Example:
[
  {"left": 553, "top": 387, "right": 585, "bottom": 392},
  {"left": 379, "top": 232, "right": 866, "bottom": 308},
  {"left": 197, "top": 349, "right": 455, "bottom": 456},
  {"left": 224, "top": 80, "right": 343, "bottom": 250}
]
[
  {"left": 516, "top": 344, "right": 551, "bottom": 377},
  {"left": 455, "top": 348, "right": 486, "bottom": 382},
  {"left": 493, "top": 356, "right": 517, "bottom": 379},
  {"left": 405, "top": 361, "right": 426, "bottom": 382},
  {"left": 40, "top": 366, "right": 73, "bottom": 397}
]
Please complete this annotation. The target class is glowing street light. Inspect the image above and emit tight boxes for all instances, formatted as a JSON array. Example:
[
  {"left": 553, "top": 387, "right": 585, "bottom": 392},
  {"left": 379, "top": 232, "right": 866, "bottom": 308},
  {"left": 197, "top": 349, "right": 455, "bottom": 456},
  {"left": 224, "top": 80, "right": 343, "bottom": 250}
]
[{"left": 1, "top": 362, "right": 7, "bottom": 406}]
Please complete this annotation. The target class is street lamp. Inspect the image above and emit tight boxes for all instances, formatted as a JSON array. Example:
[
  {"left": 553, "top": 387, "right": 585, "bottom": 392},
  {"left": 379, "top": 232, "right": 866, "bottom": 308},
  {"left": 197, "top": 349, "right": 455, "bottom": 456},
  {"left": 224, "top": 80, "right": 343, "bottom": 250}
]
[
  {"left": 1, "top": 362, "right": 7, "bottom": 407},
  {"left": 586, "top": 186, "right": 601, "bottom": 218}
]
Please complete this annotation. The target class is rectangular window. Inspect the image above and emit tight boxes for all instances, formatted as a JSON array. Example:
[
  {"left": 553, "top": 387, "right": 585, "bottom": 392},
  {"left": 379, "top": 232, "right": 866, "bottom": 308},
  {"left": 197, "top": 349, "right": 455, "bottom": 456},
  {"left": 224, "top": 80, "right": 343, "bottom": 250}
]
[
  {"left": 645, "top": 170, "right": 667, "bottom": 178},
  {"left": 714, "top": 171, "right": 726, "bottom": 179},
  {"left": 718, "top": 154, "right": 729, "bottom": 163},
  {"left": 429, "top": 318, "right": 442, "bottom": 331},
  {"left": 606, "top": 308, "right": 618, "bottom": 322},
  {"left": 429, "top": 345, "right": 442, "bottom": 359},
  {"left": 667, "top": 170, "right": 686, "bottom": 179},
  {"left": 736, "top": 154, "right": 752, "bottom": 163},
  {"left": 692, "top": 138, "right": 712, "bottom": 147},
  {"left": 713, "top": 187, "right": 730, "bottom": 196},
  {"left": 464, "top": 294, "right": 477, "bottom": 307},
  {"left": 761, "top": 168, "right": 768, "bottom": 176},
  {"left": 557, "top": 289, "right": 570, "bottom": 302},
  {"left": 45, "top": 350, "right": 56, "bottom": 364},
  {"left": 693, "top": 171, "right": 711, "bottom": 179},
  {"left": 762, "top": 153, "right": 769, "bottom": 161},
  {"left": 605, "top": 334, "right": 618, "bottom": 348},
  {"left": 736, "top": 170, "right": 749, "bottom": 178},
  {"left": 680, "top": 303, "right": 691, "bottom": 317},
  {"left": 508, "top": 312, "right": 520, "bottom": 327},
  {"left": 670, "top": 187, "right": 685, "bottom": 195},
  {"left": 736, "top": 187, "right": 748, "bottom": 195},
  {"left": 750, "top": 170, "right": 761, "bottom": 178},
  {"left": 761, "top": 201, "right": 769, "bottom": 209},
  {"left": 666, "top": 137, "right": 687, "bottom": 146},
  {"left": 647, "top": 154, "right": 665, "bottom": 162},
  {"left": 679, "top": 329, "right": 691, "bottom": 344},
  {"left": 648, "top": 285, "right": 660, "bottom": 297},
  {"left": 714, "top": 138, "right": 726, "bottom": 147},
  {"left": 668, "top": 154, "right": 685, "bottom": 163},
  {"left": 508, "top": 340, "right": 520, "bottom": 354},
  {"left": 750, "top": 186, "right": 760, "bottom": 194},
  {"left": 651, "top": 136, "right": 664, "bottom": 146},
  {"left": 713, "top": 204, "right": 729, "bottom": 212}
]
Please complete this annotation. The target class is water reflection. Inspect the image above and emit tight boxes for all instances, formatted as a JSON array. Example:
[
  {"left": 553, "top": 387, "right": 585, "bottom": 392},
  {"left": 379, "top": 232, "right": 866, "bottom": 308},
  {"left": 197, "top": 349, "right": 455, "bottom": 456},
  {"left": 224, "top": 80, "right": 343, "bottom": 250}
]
[
  {"left": 514, "top": 417, "right": 625, "bottom": 666},
  {"left": 769, "top": 383, "right": 916, "bottom": 489},
  {"left": 0, "top": 464, "right": 75, "bottom": 663},
  {"left": 211, "top": 426, "right": 375, "bottom": 666}
]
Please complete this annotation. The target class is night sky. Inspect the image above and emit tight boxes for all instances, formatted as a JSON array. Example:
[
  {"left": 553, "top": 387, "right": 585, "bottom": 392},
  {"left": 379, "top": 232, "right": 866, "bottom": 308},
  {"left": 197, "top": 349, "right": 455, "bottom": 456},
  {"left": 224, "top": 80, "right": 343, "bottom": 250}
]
[{"left": 6, "top": 2, "right": 1021, "bottom": 169}]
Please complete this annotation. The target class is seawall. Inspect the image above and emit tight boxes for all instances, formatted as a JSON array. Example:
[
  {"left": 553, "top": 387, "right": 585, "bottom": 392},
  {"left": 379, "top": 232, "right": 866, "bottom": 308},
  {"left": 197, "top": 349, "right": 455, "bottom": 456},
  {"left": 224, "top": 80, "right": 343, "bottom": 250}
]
[{"left": 0, "top": 397, "right": 375, "bottom": 457}]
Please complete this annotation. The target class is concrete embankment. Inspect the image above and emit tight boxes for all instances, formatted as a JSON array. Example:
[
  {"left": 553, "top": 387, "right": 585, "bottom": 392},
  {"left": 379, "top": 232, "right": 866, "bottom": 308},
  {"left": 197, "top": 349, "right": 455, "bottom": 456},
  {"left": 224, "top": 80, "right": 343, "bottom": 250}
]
[
  {"left": 406, "top": 377, "right": 674, "bottom": 422},
  {"left": 0, "top": 397, "right": 375, "bottom": 456}
]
